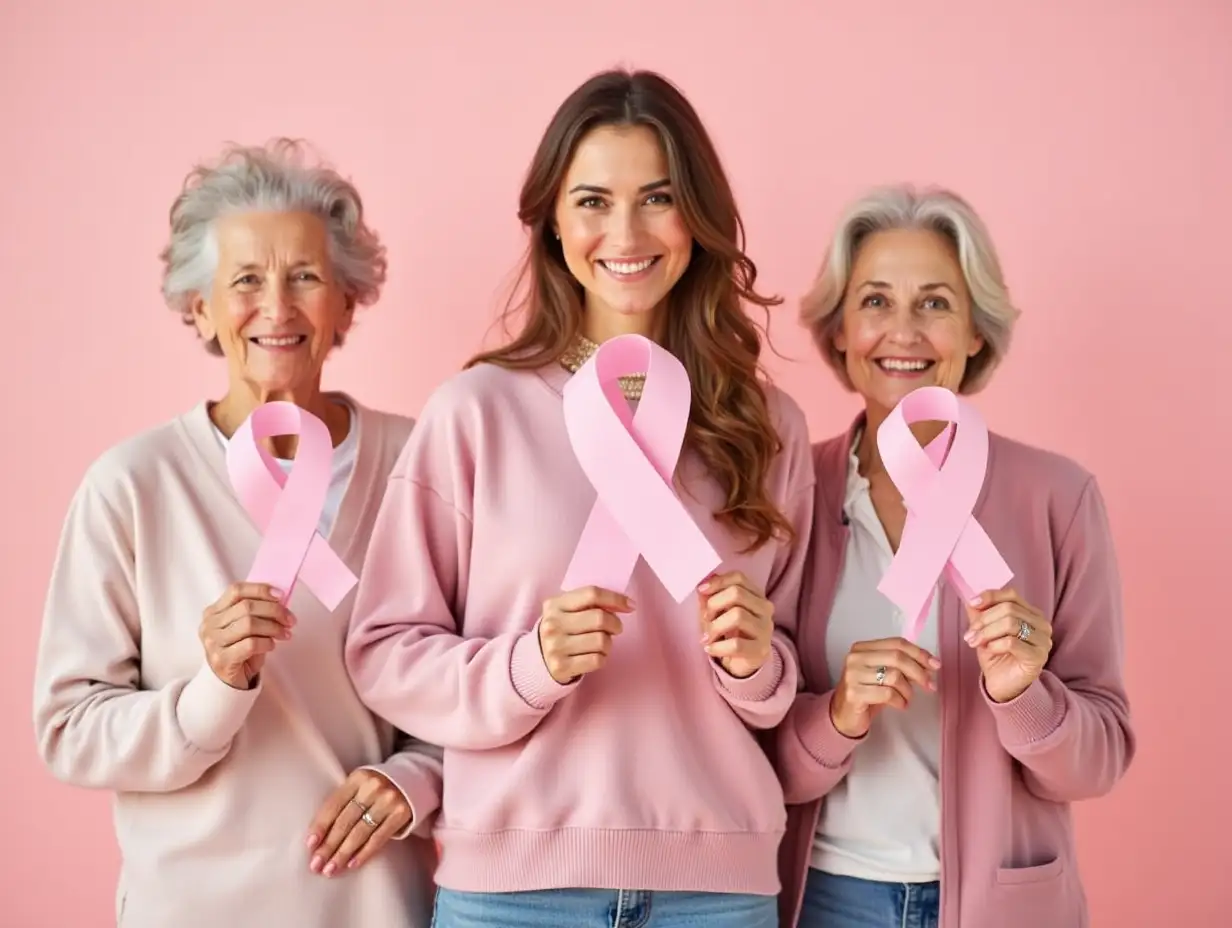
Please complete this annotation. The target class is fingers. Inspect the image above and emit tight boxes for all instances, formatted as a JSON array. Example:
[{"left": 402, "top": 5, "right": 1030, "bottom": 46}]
[
  {"left": 549, "top": 607, "right": 624, "bottom": 638},
  {"left": 306, "top": 781, "right": 354, "bottom": 856},
  {"left": 313, "top": 773, "right": 410, "bottom": 876},
  {"left": 207, "top": 582, "right": 284, "bottom": 615},
  {"left": 965, "top": 603, "right": 1052, "bottom": 650},
  {"left": 851, "top": 636, "right": 941, "bottom": 672},
  {"left": 700, "top": 581, "right": 774, "bottom": 624},
  {"left": 704, "top": 606, "right": 765, "bottom": 644},
  {"left": 548, "top": 586, "right": 635, "bottom": 615},
  {"left": 538, "top": 601, "right": 624, "bottom": 685}
]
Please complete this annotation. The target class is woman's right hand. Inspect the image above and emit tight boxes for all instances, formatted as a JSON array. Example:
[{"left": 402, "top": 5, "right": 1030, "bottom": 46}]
[
  {"left": 538, "top": 586, "right": 633, "bottom": 685},
  {"left": 199, "top": 583, "right": 296, "bottom": 690},
  {"left": 830, "top": 637, "right": 941, "bottom": 738}
]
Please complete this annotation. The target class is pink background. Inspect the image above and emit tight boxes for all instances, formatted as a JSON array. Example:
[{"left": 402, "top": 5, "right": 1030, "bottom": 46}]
[{"left": 3, "top": 1, "right": 1229, "bottom": 924}]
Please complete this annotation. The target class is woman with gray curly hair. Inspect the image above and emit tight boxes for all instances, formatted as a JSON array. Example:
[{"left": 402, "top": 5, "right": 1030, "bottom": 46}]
[
  {"left": 32, "top": 140, "right": 440, "bottom": 928},
  {"left": 773, "top": 185, "right": 1134, "bottom": 928}
]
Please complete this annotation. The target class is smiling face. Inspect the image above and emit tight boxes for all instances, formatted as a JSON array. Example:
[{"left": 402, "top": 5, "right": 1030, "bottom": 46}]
[
  {"left": 553, "top": 123, "right": 693, "bottom": 338},
  {"left": 191, "top": 210, "right": 351, "bottom": 399},
  {"left": 835, "top": 227, "right": 984, "bottom": 418}
]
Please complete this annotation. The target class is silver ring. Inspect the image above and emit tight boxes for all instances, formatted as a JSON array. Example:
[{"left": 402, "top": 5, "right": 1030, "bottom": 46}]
[
  {"left": 874, "top": 666, "right": 887, "bottom": 685},
  {"left": 361, "top": 810, "right": 379, "bottom": 828},
  {"left": 1017, "top": 619, "right": 1033, "bottom": 641},
  {"left": 347, "top": 798, "right": 368, "bottom": 814}
]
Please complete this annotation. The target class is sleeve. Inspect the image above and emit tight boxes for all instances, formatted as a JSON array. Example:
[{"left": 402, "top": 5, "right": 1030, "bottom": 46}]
[
  {"left": 33, "top": 477, "right": 260, "bottom": 793},
  {"left": 773, "top": 690, "right": 864, "bottom": 804},
  {"left": 359, "top": 731, "right": 443, "bottom": 840},
  {"left": 709, "top": 418, "right": 815, "bottom": 729},
  {"left": 982, "top": 476, "right": 1136, "bottom": 801},
  {"left": 345, "top": 469, "right": 576, "bottom": 753}
]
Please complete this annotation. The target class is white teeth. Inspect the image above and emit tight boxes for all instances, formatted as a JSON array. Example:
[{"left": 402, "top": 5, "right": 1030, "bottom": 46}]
[
  {"left": 254, "top": 336, "right": 303, "bottom": 347},
  {"left": 602, "top": 257, "right": 656, "bottom": 275},
  {"left": 878, "top": 359, "right": 931, "bottom": 371}
]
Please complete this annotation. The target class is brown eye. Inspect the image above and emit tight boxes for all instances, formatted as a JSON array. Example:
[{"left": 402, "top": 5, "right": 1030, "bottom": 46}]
[{"left": 861, "top": 294, "right": 887, "bottom": 309}]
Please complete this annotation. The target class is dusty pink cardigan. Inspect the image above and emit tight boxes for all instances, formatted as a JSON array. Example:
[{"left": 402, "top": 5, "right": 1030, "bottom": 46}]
[{"left": 772, "top": 420, "right": 1135, "bottom": 928}]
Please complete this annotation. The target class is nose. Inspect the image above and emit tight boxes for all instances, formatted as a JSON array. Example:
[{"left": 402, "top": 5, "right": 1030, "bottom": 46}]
[
  {"left": 604, "top": 203, "right": 644, "bottom": 251},
  {"left": 258, "top": 279, "right": 294, "bottom": 322},
  {"left": 886, "top": 305, "right": 922, "bottom": 345}
]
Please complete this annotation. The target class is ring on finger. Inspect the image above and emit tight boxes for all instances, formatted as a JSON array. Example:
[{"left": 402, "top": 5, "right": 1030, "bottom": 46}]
[
  {"left": 361, "top": 810, "right": 380, "bottom": 828},
  {"left": 348, "top": 798, "right": 368, "bottom": 814},
  {"left": 1016, "top": 619, "right": 1033, "bottom": 642},
  {"left": 874, "top": 665, "right": 887, "bottom": 685}
]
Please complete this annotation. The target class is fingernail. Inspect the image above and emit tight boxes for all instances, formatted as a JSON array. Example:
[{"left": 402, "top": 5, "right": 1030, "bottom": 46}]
[
  {"left": 930, "top": 658, "right": 942, "bottom": 669},
  {"left": 281, "top": 630, "right": 292, "bottom": 639},
  {"left": 347, "top": 859, "right": 358, "bottom": 869},
  {"left": 698, "top": 581, "right": 711, "bottom": 593},
  {"left": 323, "top": 862, "right": 336, "bottom": 877},
  {"left": 310, "top": 855, "right": 322, "bottom": 873},
  {"left": 271, "top": 588, "right": 285, "bottom": 599},
  {"left": 700, "top": 635, "right": 709, "bottom": 645},
  {"left": 963, "top": 630, "right": 976, "bottom": 644},
  {"left": 969, "top": 595, "right": 982, "bottom": 606},
  {"left": 625, "top": 597, "right": 637, "bottom": 609},
  {"left": 305, "top": 834, "right": 319, "bottom": 850}
]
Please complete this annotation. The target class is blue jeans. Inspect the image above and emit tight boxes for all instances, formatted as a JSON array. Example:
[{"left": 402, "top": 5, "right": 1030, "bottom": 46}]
[
  {"left": 431, "top": 887, "right": 778, "bottom": 927},
  {"left": 800, "top": 870, "right": 939, "bottom": 928}
]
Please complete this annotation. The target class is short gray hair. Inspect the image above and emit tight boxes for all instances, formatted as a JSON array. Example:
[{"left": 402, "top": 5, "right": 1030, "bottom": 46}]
[
  {"left": 799, "top": 184, "right": 1020, "bottom": 394},
  {"left": 159, "top": 138, "right": 387, "bottom": 354}
]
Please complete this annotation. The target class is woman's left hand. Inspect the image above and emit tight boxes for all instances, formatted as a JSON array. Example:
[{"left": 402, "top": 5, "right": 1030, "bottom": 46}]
[
  {"left": 698, "top": 571, "right": 775, "bottom": 679},
  {"left": 306, "top": 768, "right": 412, "bottom": 877},
  {"left": 965, "top": 588, "right": 1054, "bottom": 703}
]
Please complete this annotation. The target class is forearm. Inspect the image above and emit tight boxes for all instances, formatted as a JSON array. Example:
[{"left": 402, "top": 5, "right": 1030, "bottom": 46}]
[
  {"left": 985, "top": 670, "right": 1134, "bottom": 801},
  {"left": 774, "top": 690, "right": 862, "bottom": 804},
  {"left": 35, "top": 663, "right": 258, "bottom": 792}
]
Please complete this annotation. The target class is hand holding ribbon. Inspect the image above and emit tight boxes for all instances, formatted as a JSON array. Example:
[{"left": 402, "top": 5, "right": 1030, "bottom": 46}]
[
  {"left": 875, "top": 386, "right": 1013, "bottom": 642},
  {"left": 965, "top": 588, "right": 1054, "bottom": 703}
]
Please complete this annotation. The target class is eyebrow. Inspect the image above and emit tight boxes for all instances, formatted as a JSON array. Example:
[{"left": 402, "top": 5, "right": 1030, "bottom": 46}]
[
  {"left": 567, "top": 178, "right": 671, "bottom": 195},
  {"left": 858, "top": 280, "right": 958, "bottom": 294}
]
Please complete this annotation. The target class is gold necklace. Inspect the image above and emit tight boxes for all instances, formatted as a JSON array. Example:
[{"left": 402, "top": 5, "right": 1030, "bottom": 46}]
[{"left": 559, "top": 334, "right": 646, "bottom": 400}]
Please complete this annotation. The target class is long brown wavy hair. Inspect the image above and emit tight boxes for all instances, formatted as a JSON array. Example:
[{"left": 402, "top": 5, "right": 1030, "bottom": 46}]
[{"left": 467, "top": 68, "right": 792, "bottom": 551}]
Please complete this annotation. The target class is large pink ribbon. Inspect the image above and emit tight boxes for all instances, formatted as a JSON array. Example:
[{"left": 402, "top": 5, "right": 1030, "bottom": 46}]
[
  {"left": 876, "top": 386, "right": 1012, "bottom": 641},
  {"left": 225, "top": 402, "right": 357, "bottom": 610},
  {"left": 561, "top": 334, "right": 722, "bottom": 603}
]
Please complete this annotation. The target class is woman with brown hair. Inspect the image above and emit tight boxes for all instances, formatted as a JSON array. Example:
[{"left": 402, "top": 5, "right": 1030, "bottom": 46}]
[{"left": 344, "top": 69, "right": 815, "bottom": 926}]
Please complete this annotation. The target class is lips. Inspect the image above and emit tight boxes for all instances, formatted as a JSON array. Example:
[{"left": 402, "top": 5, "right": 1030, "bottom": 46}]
[
  {"left": 598, "top": 256, "right": 659, "bottom": 277},
  {"left": 249, "top": 335, "right": 307, "bottom": 347}
]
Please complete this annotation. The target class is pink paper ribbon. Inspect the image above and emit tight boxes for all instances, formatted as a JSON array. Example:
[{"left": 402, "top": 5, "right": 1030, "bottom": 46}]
[
  {"left": 225, "top": 402, "right": 357, "bottom": 610},
  {"left": 875, "top": 386, "right": 1013, "bottom": 641},
  {"left": 561, "top": 334, "right": 722, "bottom": 603}
]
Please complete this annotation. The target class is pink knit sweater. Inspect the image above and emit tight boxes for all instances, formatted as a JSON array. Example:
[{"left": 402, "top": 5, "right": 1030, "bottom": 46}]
[{"left": 345, "top": 362, "right": 816, "bottom": 895}]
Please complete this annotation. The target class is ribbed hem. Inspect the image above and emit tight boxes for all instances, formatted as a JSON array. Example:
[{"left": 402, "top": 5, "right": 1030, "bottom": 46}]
[
  {"left": 714, "top": 646, "right": 783, "bottom": 702},
  {"left": 176, "top": 663, "right": 260, "bottom": 752},
  {"left": 797, "top": 691, "right": 864, "bottom": 768},
  {"left": 510, "top": 625, "right": 578, "bottom": 709},
  {"left": 983, "top": 673, "right": 1067, "bottom": 748},
  {"left": 434, "top": 827, "right": 783, "bottom": 894}
]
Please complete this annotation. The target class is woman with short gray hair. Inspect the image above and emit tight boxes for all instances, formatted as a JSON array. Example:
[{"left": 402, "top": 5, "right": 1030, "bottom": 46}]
[
  {"left": 773, "top": 185, "right": 1134, "bottom": 927},
  {"left": 33, "top": 139, "right": 440, "bottom": 928}
]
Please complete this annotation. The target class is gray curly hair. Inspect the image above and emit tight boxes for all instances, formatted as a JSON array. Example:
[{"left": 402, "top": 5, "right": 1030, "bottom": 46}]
[
  {"left": 159, "top": 138, "right": 387, "bottom": 354},
  {"left": 799, "top": 184, "right": 1020, "bottom": 394}
]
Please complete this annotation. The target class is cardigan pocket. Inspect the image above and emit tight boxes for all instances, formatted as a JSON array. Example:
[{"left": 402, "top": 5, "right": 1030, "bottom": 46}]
[{"left": 995, "top": 855, "right": 1064, "bottom": 885}]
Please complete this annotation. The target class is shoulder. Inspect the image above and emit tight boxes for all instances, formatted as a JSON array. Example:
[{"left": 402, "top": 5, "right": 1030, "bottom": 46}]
[
  {"left": 69, "top": 416, "right": 192, "bottom": 528},
  {"left": 761, "top": 381, "right": 810, "bottom": 446},
  {"left": 418, "top": 363, "right": 539, "bottom": 425},
  {"left": 987, "top": 431, "right": 1096, "bottom": 510}
]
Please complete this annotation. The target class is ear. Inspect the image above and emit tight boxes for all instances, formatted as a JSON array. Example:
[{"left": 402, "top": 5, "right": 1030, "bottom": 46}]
[
  {"left": 337, "top": 296, "right": 357, "bottom": 336},
  {"left": 190, "top": 294, "right": 215, "bottom": 342},
  {"left": 834, "top": 326, "right": 847, "bottom": 353},
  {"left": 968, "top": 331, "right": 985, "bottom": 357}
]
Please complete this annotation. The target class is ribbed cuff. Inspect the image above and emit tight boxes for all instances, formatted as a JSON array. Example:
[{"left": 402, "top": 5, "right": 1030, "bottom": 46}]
[
  {"left": 176, "top": 663, "right": 261, "bottom": 752},
  {"left": 796, "top": 690, "right": 864, "bottom": 769},
  {"left": 983, "top": 673, "right": 1068, "bottom": 748},
  {"left": 713, "top": 645, "right": 784, "bottom": 703},
  {"left": 509, "top": 626, "right": 578, "bottom": 710}
]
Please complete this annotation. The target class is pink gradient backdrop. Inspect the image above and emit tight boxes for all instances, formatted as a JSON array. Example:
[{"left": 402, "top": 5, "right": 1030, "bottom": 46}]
[{"left": 2, "top": 1, "right": 1228, "bottom": 924}]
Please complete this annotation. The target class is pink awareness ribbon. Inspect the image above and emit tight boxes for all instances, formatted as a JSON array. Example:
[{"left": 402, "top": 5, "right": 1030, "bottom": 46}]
[
  {"left": 875, "top": 386, "right": 1013, "bottom": 641},
  {"left": 225, "top": 402, "right": 357, "bottom": 610},
  {"left": 561, "top": 334, "right": 722, "bottom": 603}
]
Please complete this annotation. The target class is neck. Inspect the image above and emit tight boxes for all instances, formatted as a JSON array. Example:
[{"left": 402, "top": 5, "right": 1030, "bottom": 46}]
[
  {"left": 856, "top": 403, "right": 949, "bottom": 478},
  {"left": 580, "top": 302, "right": 664, "bottom": 344},
  {"left": 209, "top": 381, "right": 348, "bottom": 458}
]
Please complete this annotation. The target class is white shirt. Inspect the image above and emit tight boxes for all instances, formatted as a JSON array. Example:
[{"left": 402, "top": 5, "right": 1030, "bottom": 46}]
[
  {"left": 810, "top": 433, "right": 941, "bottom": 883},
  {"left": 210, "top": 399, "right": 358, "bottom": 538}
]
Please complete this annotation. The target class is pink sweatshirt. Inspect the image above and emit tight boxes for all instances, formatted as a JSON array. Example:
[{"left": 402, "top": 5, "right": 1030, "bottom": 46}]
[
  {"left": 33, "top": 396, "right": 441, "bottom": 928},
  {"left": 773, "top": 421, "right": 1135, "bottom": 928},
  {"left": 345, "top": 361, "right": 816, "bottom": 895}
]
